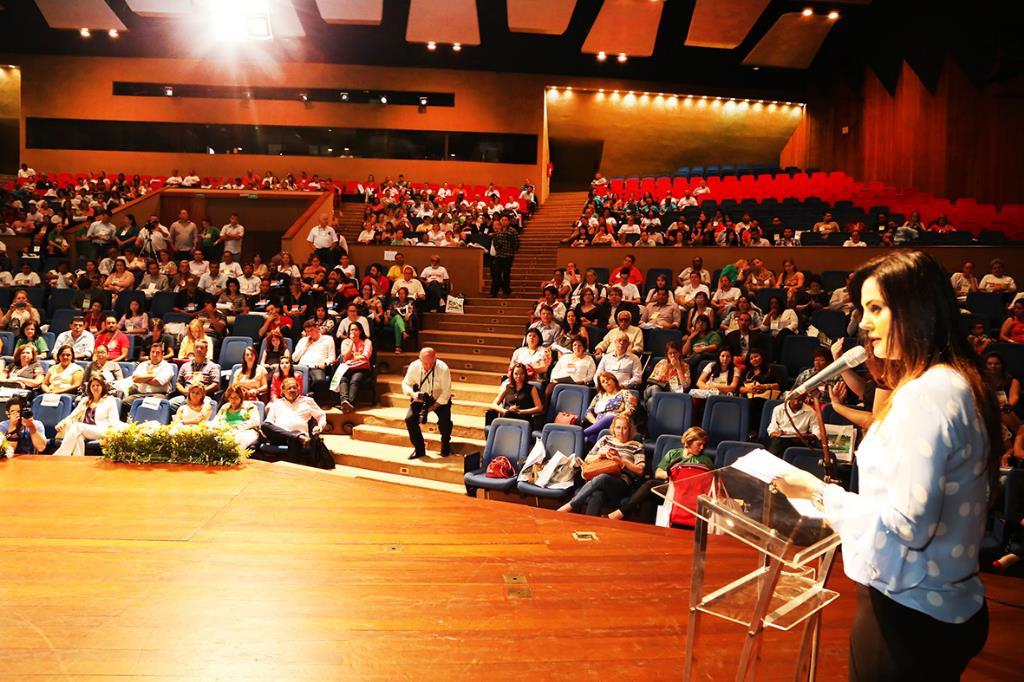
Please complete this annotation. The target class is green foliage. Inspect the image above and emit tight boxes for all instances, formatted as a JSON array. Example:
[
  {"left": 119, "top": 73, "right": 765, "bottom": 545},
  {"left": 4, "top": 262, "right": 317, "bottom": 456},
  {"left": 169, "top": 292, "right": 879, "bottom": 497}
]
[{"left": 102, "top": 421, "right": 250, "bottom": 466}]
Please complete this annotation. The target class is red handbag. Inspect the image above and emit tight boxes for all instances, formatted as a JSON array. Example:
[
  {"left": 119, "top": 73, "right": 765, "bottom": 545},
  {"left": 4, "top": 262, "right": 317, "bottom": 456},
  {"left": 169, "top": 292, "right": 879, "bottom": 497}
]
[
  {"left": 485, "top": 456, "right": 515, "bottom": 478},
  {"left": 668, "top": 464, "right": 713, "bottom": 527}
]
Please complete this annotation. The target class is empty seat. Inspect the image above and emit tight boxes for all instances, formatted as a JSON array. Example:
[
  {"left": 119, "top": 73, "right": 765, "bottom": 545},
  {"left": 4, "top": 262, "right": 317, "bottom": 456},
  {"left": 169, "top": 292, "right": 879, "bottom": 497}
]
[
  {"left": 779, "top": 336, "right": 823, "bottom": 377},
  {"left": 714, "top": 440, "right": 761, "bottom": 469},
  {"left": 645, "top": 392, "right": 693, "bottom": 455},
  {"left": 701, "top": 395, "right": 750, "bottom": 459},
  {"left": 129, "top": 398, "right": 171, "bottom": 425},
  {"left": 783, "top": 446, "right": 825, "bottom": 479}
]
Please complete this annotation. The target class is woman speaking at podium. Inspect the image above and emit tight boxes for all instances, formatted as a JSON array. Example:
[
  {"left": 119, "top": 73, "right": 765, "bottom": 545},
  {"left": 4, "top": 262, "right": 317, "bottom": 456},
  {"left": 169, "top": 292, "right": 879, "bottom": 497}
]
[{"left": 777, "top": 251, "right": 1001, "bottom": 681}]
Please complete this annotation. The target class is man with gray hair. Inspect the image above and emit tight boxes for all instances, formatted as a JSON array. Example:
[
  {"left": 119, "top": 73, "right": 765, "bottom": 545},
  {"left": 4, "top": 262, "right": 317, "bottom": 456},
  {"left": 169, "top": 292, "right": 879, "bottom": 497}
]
[{"left": 402, "top": 347, "right": 453, "bottom": 459}]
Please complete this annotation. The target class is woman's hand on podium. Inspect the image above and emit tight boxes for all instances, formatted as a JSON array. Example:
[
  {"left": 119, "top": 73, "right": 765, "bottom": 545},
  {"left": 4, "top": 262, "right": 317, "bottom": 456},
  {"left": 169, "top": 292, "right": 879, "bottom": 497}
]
[{"left": 773, "top": 470, "right": 824, "bottom": 501}]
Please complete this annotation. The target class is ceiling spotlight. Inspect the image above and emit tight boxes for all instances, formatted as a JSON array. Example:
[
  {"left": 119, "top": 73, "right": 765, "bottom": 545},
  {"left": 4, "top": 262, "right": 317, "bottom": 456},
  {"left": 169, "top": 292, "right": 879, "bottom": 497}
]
[
  {"left": 565, "top": 86, "right": 572, "bottom": 91},
  {"left": 379, "top": 95, "right": 388, "bottom": 104},
  {"left": 427, "top": 41, "right": 436, "bottom": 51},
  {"left": 752, "top": 66, "right": 760, "bottom": 71},
  {"left": 163, "top": 86, "right": 173, "bottom": 97},
  {"left": 243, "top": 90, "right": 253, "bottom": 99},
  {"left": 419, "top": 96, "right": 428, "bottom": 106},
  {"left": 827, "top": 10, "right": 840, "bottom": 20},
  {"left": 300, "top": 92, "right": 308, "bottom": 102},
  {"left": 596, "top": 51, "right": 607, "bottom": 62},
  {"left": 79, "top": 27, "right": 91, "bottom": 38},
  {"left": 339, "top": 91, "right": 349, "bottom": 101},
  {"left": 452, "top": 42, "right": 462, "bottom": 52},
  {"left": 617, "top": 52, "right": 627, "bottom": 63},
  {"left": 108, "top": 29, "right": 119, "bottom": 38},
  {"left": 802, "top": 8, "right": 813, "bottom": 16},
  {"left": 598, "top": 88, "right": 605, "bottom": 93}
]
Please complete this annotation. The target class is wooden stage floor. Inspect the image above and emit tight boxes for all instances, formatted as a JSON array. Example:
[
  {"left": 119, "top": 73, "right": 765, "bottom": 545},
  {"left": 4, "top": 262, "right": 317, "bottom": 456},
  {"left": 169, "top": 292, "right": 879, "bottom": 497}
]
[{"left": 0, "top": 457, "right": 1020, "bottom": 680}]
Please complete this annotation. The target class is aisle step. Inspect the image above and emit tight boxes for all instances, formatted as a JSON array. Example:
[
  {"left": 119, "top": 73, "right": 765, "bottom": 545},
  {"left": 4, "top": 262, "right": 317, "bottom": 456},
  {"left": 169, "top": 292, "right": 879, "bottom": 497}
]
[
  {"left": 374, "top": 351, "right": 511, "bottom": 376},
  {"left": 356, "top": 406, "right": 486, "bottom": 440},
  {"left": 324, "top": 434, "right": 469, "bottom": 486},
  {"left": 376, "top": 374, "right": 499, "bottom": 403},
  {"left": 379, "top": 391, "right": 491, "bottom": 417},
  {"left": 420, "top": 329, "right": 523, "bottom": 346}
]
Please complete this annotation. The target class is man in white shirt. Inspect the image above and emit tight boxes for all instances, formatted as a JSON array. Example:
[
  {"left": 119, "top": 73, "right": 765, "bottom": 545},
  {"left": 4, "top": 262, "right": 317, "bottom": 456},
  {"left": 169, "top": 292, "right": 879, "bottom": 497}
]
[
  {"left": 308, "top": 213, "right": 340, "bottom": 268},
  {"left": 137, "top": 214, "right": 170, "bottom": 257},
  {"left": 238, "top": 263, "right": 261, "bottom": 296},
  {"left": 169, "top": 208, "right": 197, "bottom": 259},
  {"left": 335, "top": 254, "right": 357, "bottom": 280},
  {"left": 181, "top": 170, "right": 201, "bottom": 188},
  {"left": 260, "top": 377, "right": 329, "bottom": 467},
  {"left": 165, "top": 170, "right": 183, "bottom": 187},
  {"left": 187, "top": 250, "right": 210, "bottom": 278},
  {"left": 391, "top": 266, "right": 426, "bottom": 300},
  {"left": 595, "top": 311, "right": 644, "bottom": 356},
  {"left": 402, "top": 347, "right": 453, "bottom": 459},
  {"left": 979, "top": 259, "right": 1017, "bottom": 294},
  {"left": 675, "top": 272, "right": 711, "bottom": 309},
  {"left": 124, "top": 342, "right": 176, "bottom": 412},
  {"left": 613, "top": 270, "right": 642, "bottom": 303},
  {"left": 86, "top": 211, "right": 116, "bottom": 251},
  {"left": 336, "top": 304, "right": 371, "bottom": 341},
  {"left": 198, "top": 262, "right": 227, "bottom": 297},
  {"left": 419, "top": 255, "right": 450, "bottom": 312},
  {"left": 767, "top": 397, "right": 822, "bottom": 457},
  {"left": 12, "top": 262, "right": 41, "bottom": 287},
  {"left": 293, "top": 321, "right": 337, "bottom": 401},
  {"left": 17, "top": 164, "right": 36, "bottom": 180},
  {"left": 678, "top": 258, "right": 711, "bottom": 286},
  {"left": 218, "top": 213, "right": 245, "bottom": 256},
  {"left": 53, "top": 317, "right": 95, "bottom": 360},
  {"left": 692, "top": 180, "right": 711, "bottom": 197},
  {"left": 219, "top": 251, "right": 243, "bottom": 279},
  {"left": 595, "top": 335, "right": 643, "bottom": 388}
]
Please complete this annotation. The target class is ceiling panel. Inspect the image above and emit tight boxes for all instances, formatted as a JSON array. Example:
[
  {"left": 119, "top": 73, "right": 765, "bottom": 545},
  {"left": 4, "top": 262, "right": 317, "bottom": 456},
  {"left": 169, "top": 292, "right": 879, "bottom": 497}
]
[
  {"left": 314, "top": 0, "right": 383, "bottom": 26},
  {"left": 742, "top": 12, "right": 837, "bottom": 69},
  {"left": 581, "top": 0, "right": 664, "bottom": 57},
  {"left": 269, "top": 0, "right": 305, "bottom": 38},
  {"left": 685, "top": 0, "right": 770, "bottom": 49},
  {"left": 406, "top": 0, "right": 480, "bottom": 46},
  {"left": 507, "top": 0, "right": 576, "bottom": 35},
  {"left": 124, "top": 0, "right": 192, "bottom": 18},
  {"left": 33, "top": 0, "right": 127, "bottom": 30}
]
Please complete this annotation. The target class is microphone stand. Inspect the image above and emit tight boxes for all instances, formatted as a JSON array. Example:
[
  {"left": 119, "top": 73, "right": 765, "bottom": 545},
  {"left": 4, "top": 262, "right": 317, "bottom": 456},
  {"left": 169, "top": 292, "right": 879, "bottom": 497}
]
[{"left": 811, "top": 396, "right": 837, "bottom": 484}]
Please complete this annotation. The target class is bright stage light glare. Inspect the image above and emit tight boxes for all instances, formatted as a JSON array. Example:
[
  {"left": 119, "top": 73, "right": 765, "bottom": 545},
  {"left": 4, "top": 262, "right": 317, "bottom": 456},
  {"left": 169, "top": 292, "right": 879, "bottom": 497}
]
[
  {"left": 828, "top": 11, "right": 840, "bottom": 20},
  {"left": 452, "top": 43, "right": 462, "bottom": 52},
  {"left": 427, "top": 41, "right": 437, "bottom": 51},
  {"left": 596, "top": 51, "right": 607, "bottom": 62},
  {"left": 79, "top": 28, "right": 91, "bottom": 38},
  {"left": 802, "top": 8, "right": 813, "bottom": 17},
  {"left": 617, "top": 53, "right": 627, "bottom": 63},
  {"left": 200, "top": 0, "right": 272, "bottom": 42},
  {"left": 108, "top": 29, "right": 119, "bottom": 38}
]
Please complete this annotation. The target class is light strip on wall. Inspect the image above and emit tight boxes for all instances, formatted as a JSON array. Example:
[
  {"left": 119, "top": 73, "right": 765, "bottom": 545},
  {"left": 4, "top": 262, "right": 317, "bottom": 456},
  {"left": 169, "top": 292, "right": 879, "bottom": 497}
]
[{"left": 545, "top": 86, "right": 805, "bottom": 110}]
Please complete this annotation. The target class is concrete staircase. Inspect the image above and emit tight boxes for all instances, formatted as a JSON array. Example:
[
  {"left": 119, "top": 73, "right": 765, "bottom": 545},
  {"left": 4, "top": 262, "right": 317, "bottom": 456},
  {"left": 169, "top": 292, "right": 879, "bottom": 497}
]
[{"left": 324, "top": 192, "right": 588, "bottom": 492}]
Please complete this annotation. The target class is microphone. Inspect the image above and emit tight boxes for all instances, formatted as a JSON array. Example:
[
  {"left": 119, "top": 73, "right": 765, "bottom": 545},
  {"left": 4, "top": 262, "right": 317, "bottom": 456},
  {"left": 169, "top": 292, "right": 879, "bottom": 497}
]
[{"left": 786, "top": 346, "right": 868, "bottom": 400}]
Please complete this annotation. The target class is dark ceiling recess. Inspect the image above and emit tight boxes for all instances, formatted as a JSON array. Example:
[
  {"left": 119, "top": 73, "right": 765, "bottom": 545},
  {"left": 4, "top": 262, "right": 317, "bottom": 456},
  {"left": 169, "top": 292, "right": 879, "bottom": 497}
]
[
  {"left": 111, "top": 82, "right": 455, "bottom": 106},
  {"left": 1, "top": 1, "right": 1020, "bottom": 103}
]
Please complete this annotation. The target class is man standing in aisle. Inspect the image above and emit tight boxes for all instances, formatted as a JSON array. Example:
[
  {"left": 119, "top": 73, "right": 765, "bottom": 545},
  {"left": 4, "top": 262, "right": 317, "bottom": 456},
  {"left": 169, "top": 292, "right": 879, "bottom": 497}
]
[
  {"left": 169, "top": 209, "right": 198, "bottom": 261},
  {"left": 490, "top": 217, "right": 519, "bottom": 297},
  {"left": 307, "top": 212, "right": 340, "bottom": 269},
  {"left": 402, "top": 347, "right": 452, "bottom": 460}
]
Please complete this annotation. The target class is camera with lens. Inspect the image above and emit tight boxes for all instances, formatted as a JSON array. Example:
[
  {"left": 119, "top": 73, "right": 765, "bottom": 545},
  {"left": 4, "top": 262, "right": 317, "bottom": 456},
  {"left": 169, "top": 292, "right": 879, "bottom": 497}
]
[
  {"left": 20, "top": 406, "right": 32, "bottom": 421},
  {"left": 409, "top": 384, "right": 436, "bottom": 424}
]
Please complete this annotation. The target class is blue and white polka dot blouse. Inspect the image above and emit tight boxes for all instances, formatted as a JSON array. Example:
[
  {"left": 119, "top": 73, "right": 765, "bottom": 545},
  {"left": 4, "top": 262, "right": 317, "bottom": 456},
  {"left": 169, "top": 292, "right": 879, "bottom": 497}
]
[{"left": 822, "top": 366, "right": 988, "bottom": 624}]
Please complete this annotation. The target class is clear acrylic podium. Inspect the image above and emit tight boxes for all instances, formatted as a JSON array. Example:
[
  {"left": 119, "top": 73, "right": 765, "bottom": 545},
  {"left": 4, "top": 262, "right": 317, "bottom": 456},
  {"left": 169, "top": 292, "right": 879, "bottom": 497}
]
[{"left": 654, "top": 461, "right": 841, "bottom": 682}]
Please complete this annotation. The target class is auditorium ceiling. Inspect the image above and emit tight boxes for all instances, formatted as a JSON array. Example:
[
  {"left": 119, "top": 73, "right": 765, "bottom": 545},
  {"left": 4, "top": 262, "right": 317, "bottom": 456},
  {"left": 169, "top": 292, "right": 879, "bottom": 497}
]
[{"left": 0, "top": 1, "right": 1020, "bottom": 98}]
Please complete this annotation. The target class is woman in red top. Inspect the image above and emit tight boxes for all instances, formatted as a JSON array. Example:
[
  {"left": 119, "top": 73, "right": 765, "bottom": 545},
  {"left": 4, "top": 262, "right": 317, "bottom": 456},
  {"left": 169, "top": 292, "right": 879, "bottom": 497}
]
[
  {"left": 999, "top": 300, "right": 1024, "bottom": 344},
  {"left": 334, "top": 323, "right": 374, "bottom": 412},
  {"left": 269, "top": 355, "right": 304, "bottom": 401}
]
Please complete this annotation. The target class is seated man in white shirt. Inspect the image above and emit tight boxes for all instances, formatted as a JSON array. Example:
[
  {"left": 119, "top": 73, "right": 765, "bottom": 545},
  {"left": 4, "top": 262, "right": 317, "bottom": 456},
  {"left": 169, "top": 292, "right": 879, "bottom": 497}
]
[
  {"left": 198, "top": 262, "right": 227, "bottom": 297},
  {"left": 766, "top": 396, "right": 823, "bottom": 458},
  {"left": 12, "top": 262, "right": 41, "bottom": 287},
  {"left": 219, "top": 251, "right": 243, "bottom": 279},
  {"left": 123, "top": 342, "right": 176, "bottom": 413},
  {"left": 419, "top": 255, "right": 450, "bottom": 312},
  {"left": 237, "top": 262, "right": 262, "bottom": 297},
  {"left": 258, "top": 377, "right": 330, "bottom": 468},
  {"left": 53, "top": 317, "right": 95, "bottom": 360},
  {"left": 292, "top": 320, "right": 337, "bottom": 403},
  {"left": 594, "top": 334, "right": 643, "bottom": 388},
  {"left": 595, "top": 310, "right": 644, "bottom": 357},
  {"left": 528, "top": 305, "right": 561, "bottom": 348},
  {"left": 391, "top": 266, "right": 426, "bottom": 301},
  {"left": 674, "top": 272, "right": 711, "bottom": 309},
  {"left": 612, "top": 269, "right": 642, "bottom": 304},
  {"left": 979, "top": 258, "right": 1017, "bottom": 294}
]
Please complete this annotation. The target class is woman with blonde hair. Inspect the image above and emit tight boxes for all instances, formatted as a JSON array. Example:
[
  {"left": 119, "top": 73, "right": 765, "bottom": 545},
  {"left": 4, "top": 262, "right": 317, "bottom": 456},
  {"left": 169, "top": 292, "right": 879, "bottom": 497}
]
[
  {"left": 557, "top": 414, "right": 645, "bottom": 516},
  {"left": 178, "top": 318, "right": 212, "bottom": 361},
  {"left": 174, "top": 383, "right": 212, "bottom": 425}
]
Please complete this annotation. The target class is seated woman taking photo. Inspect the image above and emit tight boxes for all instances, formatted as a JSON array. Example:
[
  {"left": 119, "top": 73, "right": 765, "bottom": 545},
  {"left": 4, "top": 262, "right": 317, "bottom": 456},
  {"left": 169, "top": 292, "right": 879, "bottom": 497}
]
[
  {"left": 583, "top": 372, "right": 638, "bottom": 446},
  {"left": 607, "top": 426, "right": 711, "bottom": 522},
  {"left": 485, "top": 363, "right": 543, "bottom": 427},
  {"left": 644, "top": 341, "right": 691, "bottom": 402},
  {"left": 558, "top": 415, "right": 645, "bottom": 516},
  {"left": 54, "top": 376, "right": 123, "bottom": 457}
]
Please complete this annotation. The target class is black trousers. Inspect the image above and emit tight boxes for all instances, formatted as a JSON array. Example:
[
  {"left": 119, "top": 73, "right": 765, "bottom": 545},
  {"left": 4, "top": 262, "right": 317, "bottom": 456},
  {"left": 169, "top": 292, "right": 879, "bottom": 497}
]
[
  {"left": 258, "top": 422, "right": 314, "bottom": 465},
  {"left": 425, "top": 281, "right": 447, "bottom": 311},
  {"left": 617, "top": 478, "right": 662, "bottom": 521},
  {"left": 336, "top": 369, "right": 370, "bottom": 403},
  {"left": 490, "top": 256, "right": 512, "bottom": 296},
  {"left": 850, "top": 585, "right": 988, "bottom": 682},
  {"left": 406, "top": 401, "right": 453, "bottom": 457},
  {"left": 315, "top": 246, "right": 338, "bottom": 269}
]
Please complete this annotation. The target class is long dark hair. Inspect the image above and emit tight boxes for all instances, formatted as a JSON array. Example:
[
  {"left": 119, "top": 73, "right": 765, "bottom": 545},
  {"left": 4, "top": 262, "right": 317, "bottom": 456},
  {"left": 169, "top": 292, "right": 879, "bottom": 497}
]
[{"left": 851, "top": 251, "right": 1002, "bottom": 482}]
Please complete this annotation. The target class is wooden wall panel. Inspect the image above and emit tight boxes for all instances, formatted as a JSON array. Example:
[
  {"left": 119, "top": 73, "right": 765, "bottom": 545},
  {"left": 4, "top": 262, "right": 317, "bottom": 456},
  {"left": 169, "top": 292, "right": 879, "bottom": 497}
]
[{"left": 785, "top": 57, "right": 1024, "bottom": 206}]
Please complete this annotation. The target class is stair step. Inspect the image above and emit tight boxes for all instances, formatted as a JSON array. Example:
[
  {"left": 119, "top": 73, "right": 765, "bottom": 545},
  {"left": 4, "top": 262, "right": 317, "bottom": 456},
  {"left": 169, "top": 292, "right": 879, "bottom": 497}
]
[
  {"left": 417, "top": 341, "right": 517, "bottom": 358},
  {"left": 376, "top": 375, "right": 499, "bottom": 403},
  {"left": 420, "top": 329, "right": 524, "bottom": 345},
  {"left": 372, "top": 351, "right": 511, "bottom": 376},
  {"left": 357, "top": 406, "right": 485, "bottom": 440},
  {"left": 324, "top": 434, "right": 469, "bottom": 486},
  {"left": 428, "top": 318, "right": 526, "bottom": 335},
  {"left": 349, "top": 424, "right": 486, "bottom": 453},
  {"left": 379, "top": 391, "right": 492, "bottom": 417}
]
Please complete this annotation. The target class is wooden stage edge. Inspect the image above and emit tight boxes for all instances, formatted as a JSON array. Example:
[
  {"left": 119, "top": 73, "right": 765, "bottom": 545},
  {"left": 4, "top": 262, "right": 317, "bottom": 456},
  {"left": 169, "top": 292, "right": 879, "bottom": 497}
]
[{"left": 0, "top": 456, "right": 1019, "bottom": 681}]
